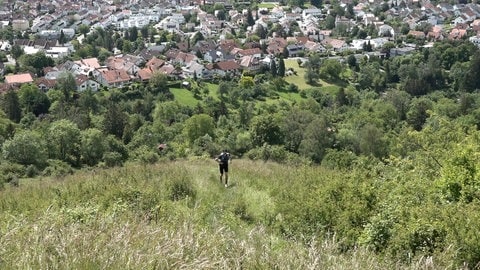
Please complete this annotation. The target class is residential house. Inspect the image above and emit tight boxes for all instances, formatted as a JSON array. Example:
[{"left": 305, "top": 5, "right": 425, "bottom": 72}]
[
  {"left": 239, "top": 55, "right": 262, "bottom": 72},
  {"left": 378, "top": 24, "right": 395, "bottom": 37},
  {"left": 75, "top": 74, "right": 100, "bottom": 92},
  {"left": 304, "top": 40, "right": 326, "bottom": 53},
  {"left": 323, "top": 38, "right": 348, "bottom": 52},
  {"left": 286, "top": 44, "right": 305, "bottom": 57},
  {"left": 448, "top": 28, "right": 467, "bottom": 40},
  {"left": 408, "top": 30, "right": 426, "bottom": 39},
  {"left": 390, "top": 47, "right": 416, "bottom": 57},
  {"left": 74, "top": 57, "right": 101, "bottom": 76},
  {"left": 182, "top": 61, "right": 206, "bottom": 79},
  {"left": 212, "top": 60, "right": 241, "bottom": 77},
  {"left": 158, "top": 63, "right": 178, "bottom": 78},
  {"left": 5, "top": 73, "right": 34, "bottom": 85},
  {"left": 97, "top": 69, "right": 131, "bottom": 87},
  {"left": 192, "top": 40, "right": 217, "bottom": 55},
  {"left": 267, "top": 37, "right": 287, "bottom": 55},
  {"left": 302, "top": 8, "right": 322, "bottom": 19},
  {"left": 204, "top": 49, "right": 231, "bottom": 63},
  {"left": 428, "top": 25, "right": 444, "bottom": 41},
  {"left": 469, "top": 35, "right": 480, "bottom": 48},
  {"left": 138, "top": 45, "right": 166, "bottom": 61},
  {"left": 105, "top": 55, "right": 142, "bottom": 75},
  {"left": 172, "top": 51, "right": 198, "bottom": 66},
  {"left": 35, "top": 77, "right": 57, "bottom": 91}
]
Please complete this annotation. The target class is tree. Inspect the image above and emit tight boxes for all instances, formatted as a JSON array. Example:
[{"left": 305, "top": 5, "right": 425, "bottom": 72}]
[
  {"left": 2, "top": 130, "right": 47, "bottom": 166},
  {"left": 250, "top": 114, "right": 283, "bottom": 147},
  {"left": 357, "top": 123, "right": 387, "bottom": 158},
  {"left": 59, "top": 30, "right": 66, "bottom": 45},
  {"left": 129, "top": 26, "right": 138, "bottom": 42},
  {"left": 103, "top": 102, "right": 128, "bottom": 139},
  {"left": 465, "top": 51, "right": 480, "bottom": 91},
  {"left": 311, "top": 0, "right": 322, "bottom": 7},
  {"left": 149, "top": 72, "right": 169, "bottom": 94},
  {"left": 78, "top": 24, "right": 90, "bottom": 35},
  {"left": 80, "top": 128, "right": 106, "bottom": 166},
  {"left": 183, "top": 114, "right": 215, "bottom": 145},
  {"left": 1, "top": 89, "right": 22, "bottom": 123},
  {"left": 18, "top": 84, "right": 50, "bottom": 116},
  {"left": 305, "top": 66, "right": 319, "bottom": 85},
  {"left": 19, "top": 51, "right": 54, "bottom": 76},
  {"left": 10, "top": 44, "right": 24, "bottom": 60},
  {"left": 325, "top": 15, "right": 336, "bottom": 30},
  {"left": 191, "top": 31, "right": 204, "bottom": 45},
  {"left": 320, "top": 59, "right": 344, "bottom": 81},
  {"left": 407, "top": 97, "right": 432, "bottom": 131},
  {"left": 47, "top": 119, "right": 81, "bottom": 166},
  {"left": 299, "top": 115, "right": 334, "bottom": 162},
  {"left": 347, "top": 54, "right": 357, "bottom": 70},
  {"left": 56, "top": 72, "right": 77, "bottom": 102},
  {"left": 278, "top": 57, "right": 286, "bottom": 77},
  {"left": 246, "top": 9, "right": 255, "bottom": 26},
  {"left": 281, "top": 108, "right": 315, "bottom": 152},
  {"left": 270, "top": 58, "right": 278, "bottom": 77}
]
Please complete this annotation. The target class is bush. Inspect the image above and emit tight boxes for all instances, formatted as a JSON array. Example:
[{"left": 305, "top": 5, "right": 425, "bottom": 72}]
[
  {"left": 321, "top": 149, "right": 357, "bottom": 170},
  {"left": 102, "top": 152, "right": 124, "bottom": 168},
  {"left": 25, "top": 164, "right": 40, "bottom": 178},
  {"left": 131, "top": 146, "right": 159, "bottom": 165},
  {"left": 164, "top": 173, "right": 196, "bottom": 202},
  {"left": 0, "top": 162, "right": 25, "bottom": 180},
  {"left": 245, "top": 144, "right": 301, "bottom": 164},
  {"left": 42, "top": 159, "right": 73, "bottom": 177}
]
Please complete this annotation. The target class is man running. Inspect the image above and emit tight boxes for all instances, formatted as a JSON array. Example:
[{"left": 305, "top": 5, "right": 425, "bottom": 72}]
[{"left": 214, "top": 149, "right": 231, "bottom": 187}]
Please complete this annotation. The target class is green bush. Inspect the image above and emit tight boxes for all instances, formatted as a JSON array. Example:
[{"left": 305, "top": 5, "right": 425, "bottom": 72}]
[
  {"left": 0, "top": 162, "right": 25, "bottom": 180},
  {"left": 164, "top": 173, "right": 196, "bottom": 202},
  {"left": 42, "top": 159, "right": 73, "bottom": 177},
  {"left": 102, "top": 152, "right": 124, "bottom": 167}
]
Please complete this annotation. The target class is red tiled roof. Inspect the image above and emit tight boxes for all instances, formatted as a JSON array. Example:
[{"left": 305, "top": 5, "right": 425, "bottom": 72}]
[
  {"left": 5, "top": 73, "right": 34, "bottom": 84},
  {"left": 215, "top": 60, "right": 241, "bottom": 71},
  {"left": 100, "top": 69, "right": 130, "bottom": 84},
  {"left": 138, "top": 68, "right": 153, "bottom": 80}
]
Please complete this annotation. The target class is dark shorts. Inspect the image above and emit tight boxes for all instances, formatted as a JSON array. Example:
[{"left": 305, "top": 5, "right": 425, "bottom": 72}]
[{"left": 219, "top": 163, "right": 228, "bottom": 174}]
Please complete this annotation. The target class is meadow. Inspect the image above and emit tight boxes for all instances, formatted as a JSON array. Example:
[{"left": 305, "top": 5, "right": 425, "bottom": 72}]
[{"left": 0, "top": 159, "right": 469, "bottom": 269}]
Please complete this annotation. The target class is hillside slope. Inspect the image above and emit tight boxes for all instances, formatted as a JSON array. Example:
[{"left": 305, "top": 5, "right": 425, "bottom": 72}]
[{"left": 0, "top": 159, "right": 469, "bottom": 269}]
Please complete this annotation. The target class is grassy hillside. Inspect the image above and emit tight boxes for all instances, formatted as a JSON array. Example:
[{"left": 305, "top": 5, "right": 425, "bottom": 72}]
[{"left": 0, "top": 159, "right": 468, "bottom": 269}]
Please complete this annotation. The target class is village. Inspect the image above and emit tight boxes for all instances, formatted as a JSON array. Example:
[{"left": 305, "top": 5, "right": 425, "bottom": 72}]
[{"left": 0, "top": 0, "right": 480, "bottom": 91}]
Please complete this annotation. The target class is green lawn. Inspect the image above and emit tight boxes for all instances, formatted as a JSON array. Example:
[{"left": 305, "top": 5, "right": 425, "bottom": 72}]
[
  {"left": 258, "top": 2, "right": 278, "bottom": 8},
  {"left": 170, "top": 82, "right": 220, "bottom": 107},
  {"left": 284, "top": 59, "right": 343, "bottom": 94},
  {"left": 170, "top": 87, "right": 200, "bottom": 107}
]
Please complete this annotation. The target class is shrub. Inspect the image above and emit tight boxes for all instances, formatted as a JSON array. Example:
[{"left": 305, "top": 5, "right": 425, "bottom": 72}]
[
  {"left": 321, "top": 149, "right": 357, "bottom": 170},
  {"left": 102, "top": 152, "right": 124, "bottom": 168},
  {"left": 25, "top": 164, "right": 40, "bottom": 178},
  {"left": 0, "top": 162, "right": 25, "bottom": 180},
  {"left": 164, "top": 173, "right": 196, "bottom": 202},
  {"left": 42, "top": 159, "right": 73, "bottom": 177}
]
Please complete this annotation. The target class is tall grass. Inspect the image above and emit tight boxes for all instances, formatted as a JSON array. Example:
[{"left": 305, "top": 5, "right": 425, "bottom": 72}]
[{"left": 0, "top": 160, "right": 461, "bottom": 269}]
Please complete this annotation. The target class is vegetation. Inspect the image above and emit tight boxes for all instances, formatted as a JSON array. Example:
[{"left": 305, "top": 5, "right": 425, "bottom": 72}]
[
  {"left": 2, "top": 23, "right": 480, "bottom": 267},
  {"left": 0, "top": 159, "right": 477, "bottom": 269}
]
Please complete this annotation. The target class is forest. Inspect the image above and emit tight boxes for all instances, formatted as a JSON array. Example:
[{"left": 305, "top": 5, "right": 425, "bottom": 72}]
[{"left": 1, "top": 30, "right": 480, "bottom": 267}]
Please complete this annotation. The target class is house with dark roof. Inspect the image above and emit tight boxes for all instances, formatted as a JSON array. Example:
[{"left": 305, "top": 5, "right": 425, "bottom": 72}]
[{"left": 211, "top": 60, "right": 241, "bottom": 77}]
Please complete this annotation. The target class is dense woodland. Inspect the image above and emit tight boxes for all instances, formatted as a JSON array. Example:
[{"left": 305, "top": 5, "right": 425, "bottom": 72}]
[{"left": 2, "top": 22, "right": 480, "bottom": 267}]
